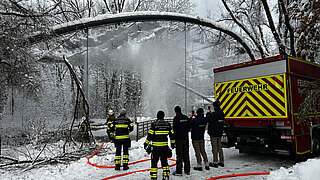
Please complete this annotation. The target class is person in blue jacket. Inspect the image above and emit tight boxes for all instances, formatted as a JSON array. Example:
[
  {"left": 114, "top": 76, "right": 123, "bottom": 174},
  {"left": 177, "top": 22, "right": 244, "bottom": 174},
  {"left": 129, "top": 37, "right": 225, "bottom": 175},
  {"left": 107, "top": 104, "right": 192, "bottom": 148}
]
[{"left": 191, "top": 108, "right": 209, "bottom": 171}]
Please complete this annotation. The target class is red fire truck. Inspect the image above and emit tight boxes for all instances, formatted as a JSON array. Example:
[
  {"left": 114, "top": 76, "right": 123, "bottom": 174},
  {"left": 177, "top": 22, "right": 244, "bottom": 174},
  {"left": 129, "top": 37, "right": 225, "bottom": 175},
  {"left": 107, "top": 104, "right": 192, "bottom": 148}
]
[{"left": 214, "top": 54, "right": 320, "bottom": 159}]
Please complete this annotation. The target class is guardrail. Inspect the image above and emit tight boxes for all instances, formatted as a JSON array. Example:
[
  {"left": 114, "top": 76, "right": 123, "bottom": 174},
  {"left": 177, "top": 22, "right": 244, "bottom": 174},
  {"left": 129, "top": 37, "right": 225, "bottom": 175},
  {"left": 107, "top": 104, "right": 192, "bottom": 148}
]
[{"left": 135, "top": 118, "right": 173, "bottom": 141}]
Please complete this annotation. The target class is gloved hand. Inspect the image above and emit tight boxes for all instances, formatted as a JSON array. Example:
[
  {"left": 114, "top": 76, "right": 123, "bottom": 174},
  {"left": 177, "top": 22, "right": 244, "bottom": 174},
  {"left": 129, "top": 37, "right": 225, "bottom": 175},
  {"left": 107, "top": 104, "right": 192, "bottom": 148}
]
[
  {"left": 171, "top": 143, "right": 176, "bottom": 149},
  {"left": 144, "top": 143, "right": 152, "bottom": 155},
  {"left": 144, "top": 142, "right": 148, "bottom": 150}
]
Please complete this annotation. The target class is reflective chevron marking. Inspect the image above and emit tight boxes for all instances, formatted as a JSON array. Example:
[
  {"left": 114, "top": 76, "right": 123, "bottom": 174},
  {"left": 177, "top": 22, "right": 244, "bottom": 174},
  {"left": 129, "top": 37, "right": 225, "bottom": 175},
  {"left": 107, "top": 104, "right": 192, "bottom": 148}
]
[{"left": 215, "top": 73, "right": 288, "bottom": 119}]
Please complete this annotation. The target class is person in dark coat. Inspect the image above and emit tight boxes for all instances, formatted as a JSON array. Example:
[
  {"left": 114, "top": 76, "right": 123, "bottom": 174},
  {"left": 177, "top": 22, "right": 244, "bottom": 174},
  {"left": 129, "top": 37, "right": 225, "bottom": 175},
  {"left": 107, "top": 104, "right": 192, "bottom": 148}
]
[
  {"left": 207, "top": 101, "right": 225, "bottom": 168},
  {"left": 172, "top": 106, "right": 191, "bottom": 176},
  {"left": 110, "top": 108, "right": 134, "bottom": 170},
  {"left": 144, "top": 111, "right": 175, "bottom": 180},
  {"left": 191, "top": 108, "right": 209, "bottom": 171}
]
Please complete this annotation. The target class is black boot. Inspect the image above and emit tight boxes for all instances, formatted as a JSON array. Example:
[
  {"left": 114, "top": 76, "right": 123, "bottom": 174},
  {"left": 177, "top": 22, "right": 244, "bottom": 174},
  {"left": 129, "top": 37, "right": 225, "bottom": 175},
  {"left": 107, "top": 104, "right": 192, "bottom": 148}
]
[
  {"left": 162, "top": 175, "right": 169, "bottom": 180},
  {"left": 193, "top": 167, "right": 203, "bottom": 171},
  {"left": 209, "top": 162, "right": 218, "bottom": 168},
  {"left": 123, "top": 164, "right": 129, "bottom": 170},
  {"left": 218, "top": 162, "right": 224, "bottom": 167},
  {"left": 115, "top": 164, "right": 120, "bottom": 171}
]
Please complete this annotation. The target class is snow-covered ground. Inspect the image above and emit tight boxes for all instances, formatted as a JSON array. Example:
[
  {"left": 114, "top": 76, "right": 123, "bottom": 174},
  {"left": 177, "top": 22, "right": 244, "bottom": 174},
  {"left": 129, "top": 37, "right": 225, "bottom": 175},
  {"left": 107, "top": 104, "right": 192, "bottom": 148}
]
[{"left": 1, "top": 130, "right": 319, "bottom": 180}]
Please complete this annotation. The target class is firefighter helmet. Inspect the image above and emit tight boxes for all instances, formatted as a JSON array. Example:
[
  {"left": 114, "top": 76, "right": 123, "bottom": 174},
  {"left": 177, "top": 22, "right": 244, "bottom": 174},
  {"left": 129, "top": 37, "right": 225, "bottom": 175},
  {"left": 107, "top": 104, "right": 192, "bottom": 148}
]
[
  {"left": 108, "top": 110, "right": 114, "bottom": 115},
  {"left": 119, "top": 108, "right": 126, "bottom": 116}
]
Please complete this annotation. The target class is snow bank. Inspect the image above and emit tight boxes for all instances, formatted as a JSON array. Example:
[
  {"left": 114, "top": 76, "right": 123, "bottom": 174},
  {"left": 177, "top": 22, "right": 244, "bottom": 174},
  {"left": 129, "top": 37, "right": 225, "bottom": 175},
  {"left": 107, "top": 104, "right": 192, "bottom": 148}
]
[{"left": 268, "top": 158, "right": 320, "bottom": 180}]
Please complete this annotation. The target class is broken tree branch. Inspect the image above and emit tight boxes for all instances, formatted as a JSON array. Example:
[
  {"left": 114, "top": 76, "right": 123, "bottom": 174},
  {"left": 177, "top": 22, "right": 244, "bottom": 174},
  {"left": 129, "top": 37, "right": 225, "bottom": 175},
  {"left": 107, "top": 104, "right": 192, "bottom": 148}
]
[{"left": 63, "top": 56, "right": 95, "bottom": 144}]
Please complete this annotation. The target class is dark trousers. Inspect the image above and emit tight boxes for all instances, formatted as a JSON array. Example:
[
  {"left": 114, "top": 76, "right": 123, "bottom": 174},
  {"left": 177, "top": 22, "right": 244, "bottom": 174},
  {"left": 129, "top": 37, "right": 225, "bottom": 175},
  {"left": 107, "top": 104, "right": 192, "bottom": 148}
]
[
  {"left": 115, "top": 141, "right": 130, "bottom": 165},
  {"left": 175, "top": 140, "right": 190, "bottom": 174},
  {"left": 150, "top": 148, "right": 169, "bottom": 179}
]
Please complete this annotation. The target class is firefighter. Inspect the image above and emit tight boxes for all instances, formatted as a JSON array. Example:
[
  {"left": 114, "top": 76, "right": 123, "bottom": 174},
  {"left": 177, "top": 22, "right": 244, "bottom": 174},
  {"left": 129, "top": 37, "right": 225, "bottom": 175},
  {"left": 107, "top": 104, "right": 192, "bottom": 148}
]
[
  {"left": 144, "top": 111, "right": 175, "bottom": 180},
  {"left": 207, "top": 101, "right": 225, "bottom": 168},
  {"left": 172, "top": 106, "right": 191, "bottom": 176},
  {"left": 110, "top": 108, "right": 134, "bottom": 170},
  {"left": 106, "top": 109, "right": 116, "bottom": 142},
  {"left": 79, "top": 116, "right": 89, "bottom": 143}
]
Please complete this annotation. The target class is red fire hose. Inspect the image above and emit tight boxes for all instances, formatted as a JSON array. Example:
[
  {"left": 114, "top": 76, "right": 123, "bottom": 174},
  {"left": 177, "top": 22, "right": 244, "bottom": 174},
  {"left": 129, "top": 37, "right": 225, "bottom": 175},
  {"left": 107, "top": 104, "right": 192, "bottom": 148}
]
[
  {"left": 88, "top": 143, "right": 270, "bottom": 180},
  {"left": 87, "top": 143, "right": 176, "bottom": 179}
]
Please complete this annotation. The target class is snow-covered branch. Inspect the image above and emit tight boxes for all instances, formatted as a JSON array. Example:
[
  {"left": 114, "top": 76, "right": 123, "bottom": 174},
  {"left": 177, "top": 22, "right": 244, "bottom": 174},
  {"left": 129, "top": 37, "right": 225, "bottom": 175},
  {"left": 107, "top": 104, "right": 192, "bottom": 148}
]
[
  {"left": 261, "top": 0, "right": 285, "bottom": 54},
  {"left": 28, "top": 11, "right": 255, "bottom": 60},
  {"left": 221, "top": 0, "right": 266, "bottom": 58},
  {"left": 278, "top": 0, "right": 296, "bottom": 57}
]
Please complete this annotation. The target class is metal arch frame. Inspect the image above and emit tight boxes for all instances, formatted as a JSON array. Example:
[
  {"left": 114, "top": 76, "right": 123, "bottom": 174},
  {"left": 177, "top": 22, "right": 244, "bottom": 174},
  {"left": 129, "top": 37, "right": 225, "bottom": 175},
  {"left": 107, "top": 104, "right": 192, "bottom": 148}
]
[{"left": 28, "top": 11, "right": 255, "bottom": 61}]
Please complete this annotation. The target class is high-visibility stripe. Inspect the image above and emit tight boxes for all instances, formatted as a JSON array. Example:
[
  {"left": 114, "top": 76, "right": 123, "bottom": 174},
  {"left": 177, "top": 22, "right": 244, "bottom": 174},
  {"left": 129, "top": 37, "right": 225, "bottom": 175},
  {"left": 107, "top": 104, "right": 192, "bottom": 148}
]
[
  {"left": 255, "top": 78, "right": 285, "bottom": 115},
  {"left": 115, "top": 124, "right": 128, "bottom": 128},
  {"left": 226, "top": 93, "right": 246, "bottom": 117},
  {"left": 247, "top": 93, "right": 269, "bottom": 116},
  {"left": 151, "top": 168, "right": 157, "bottom": 172},
  {"left": 220, "top": 82, "right": 241, "bottom": 109},
  {"left": 262, "top": 77, "right": 284, "bottom": 101},
  {"left": 152, "top": 142, "right": 168, "bottom": 144},
  {"left": 115, "top": 156, "right": 121, "bottom": 159},
  {"left": 171, "top": 140, "right": 175, "bottom": 144},
  {"left": 163, "top": 166, "right": 169, "bottom": 170},
  {"left": 155, "top": 131, "right": 169, "bottom": 135},
  {"left": 145, "top": 140, "right": 150, "bottom": 144},
  {"left": 233, "top": 99, "right": 247, "bottom": 117},
  {"left": 152, "top": 142, "right": 168, "bottom": 146},
  {"left": 115, "top": 160, "right": 121, "bottom": 164},
  {"left": 246, "top": 96, "right": 267, "bottom": 116},
  {"left": 216, "top": 73, "right": 288, "bottom": 119},
  {"left": 148, "top": 129, "right": 154, "bottom": 134},
  {"left": 151, "top": 167, "right": 158, "bottom": 178},
  {"left": 246, "top": 101, "right": 260, "bottom": 116},
  {"left": 221, "top": 81, "right": 244, "bottom": 110},
  {"left": 246, "top": 109, "right": 254, "bottom": 116},
  {"left": 115, "top": 135, "right": 130, "bottom": 139}
]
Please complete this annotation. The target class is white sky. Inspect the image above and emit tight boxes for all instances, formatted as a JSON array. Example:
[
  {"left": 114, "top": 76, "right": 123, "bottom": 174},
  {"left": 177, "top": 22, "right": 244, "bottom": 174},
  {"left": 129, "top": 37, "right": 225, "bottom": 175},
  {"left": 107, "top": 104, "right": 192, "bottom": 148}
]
[{"left": 192, "top": 0, "right": 224, "bottom": 19}]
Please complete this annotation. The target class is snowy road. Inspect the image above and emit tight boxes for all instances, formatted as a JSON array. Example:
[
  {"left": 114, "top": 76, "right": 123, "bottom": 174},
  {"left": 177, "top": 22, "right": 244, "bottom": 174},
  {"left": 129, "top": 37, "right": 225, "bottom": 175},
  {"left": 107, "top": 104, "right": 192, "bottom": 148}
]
[{"left": 1, "top": 132, "right": 297, "bottom": 180}]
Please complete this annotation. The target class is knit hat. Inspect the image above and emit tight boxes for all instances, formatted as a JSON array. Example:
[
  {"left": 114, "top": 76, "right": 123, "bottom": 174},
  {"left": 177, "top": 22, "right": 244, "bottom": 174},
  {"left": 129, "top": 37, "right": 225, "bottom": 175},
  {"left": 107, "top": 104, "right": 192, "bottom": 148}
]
[{"left": 157, "top": 111, "right": 165, "bottom": 119}]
